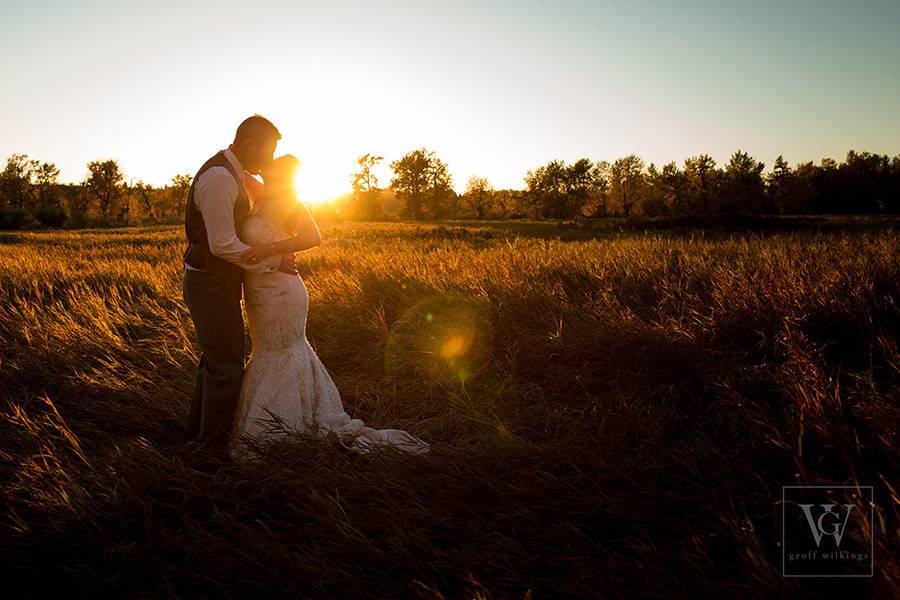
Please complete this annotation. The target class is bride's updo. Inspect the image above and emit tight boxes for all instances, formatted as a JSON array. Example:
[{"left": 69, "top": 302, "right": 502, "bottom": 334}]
[
  {"left": 260, "top": 154, "right": 300, "bottom": 192},
  {"left": 255, "top": 154, "right": 301, "bottom": 225}
]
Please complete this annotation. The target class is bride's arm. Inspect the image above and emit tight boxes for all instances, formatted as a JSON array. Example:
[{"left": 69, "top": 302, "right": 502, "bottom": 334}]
[
  {"left": 270, "top": 202, "right": 321, "bottom": 254},
  {"left": 240, "top": 200, "right": 321, "bottom": 264}
]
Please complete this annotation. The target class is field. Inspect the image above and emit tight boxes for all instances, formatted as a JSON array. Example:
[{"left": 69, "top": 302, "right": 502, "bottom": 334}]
[{"left": 1, "top": 220, "right": 898, "bottom": 599}]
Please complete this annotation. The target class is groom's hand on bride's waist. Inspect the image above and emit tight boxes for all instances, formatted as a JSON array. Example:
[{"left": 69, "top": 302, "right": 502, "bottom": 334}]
[{"left": 277, "top": 253, "right": 298, "bottom": 274}]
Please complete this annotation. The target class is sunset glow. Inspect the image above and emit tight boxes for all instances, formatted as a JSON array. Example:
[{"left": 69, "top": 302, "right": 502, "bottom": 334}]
[
  {"left": 1, "top": 1, "right": 899, "bottom": 200},
  {"left": 291, "top": 160, "right": 347, "bottom": 206}
]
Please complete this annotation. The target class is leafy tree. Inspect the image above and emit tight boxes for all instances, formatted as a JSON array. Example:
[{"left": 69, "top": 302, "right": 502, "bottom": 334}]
[
  {"left": 33, "top": 162, "right": 60, "bottom": 203},
  {"left": 350, "top": 153, "right": 384, "bottom": 220},
  {"left": 524, "top": 158, "right": 603, "bottom": 218},
  {"left": 0, "top": 154, "right": 36, "bottom": 211},
  {"left": 64, "top": 184, "right": 92, "bottom": 227},
  {"left": 168, "top": 174, "right": 193, "bottom": 220},
  {"left": 585, "top": 160, "right": 610, "bottom": 217},
  {"left": 461, "top": 175, "right": 494, "bottom": 219},
  {"left": 391, "top": 149, "right": 430, "bottom": 220},
  {"left": 132, "top": 181, "right": 157, "bottom": 223},
  {"left": 766, "top": 155, "right": 793, "bottom": 214},
  {"left": 425, "top": 155, "right": 456, "bottom": 219},
  {"left": 888, "top": 155, "right": 900, "bottom": 214},
  {"left": 609, "top": 155, "right": 644, "bottom": 217},
  {"left": 656, "top": 162, "right": 687, "bottom": 215},
  {"left": 390, "top": 148, "right": 453, "bottom": 220},
  {"left": 564, "top": 158, "right": 597, "bottom": 217},
  {"left": 641, "top": 163, "right": 670, "bottom": 217},
  {"left": 524, "top": 160, "right": 566, "bottom": 218},
  {"left": 814, "top": 158, "right": 841, "bottom": 214},
  {"left": 683, "top": 154, "right": 720, "bottom": 214},
  {"left": 839, "top": 150, "right": 891, "bottom": 213},
  {"left": 492, "top": 189, "right": 526, "bottom": 218},
  {"left": 787, "top": 161, "right": 817, "bottom": 214},
  {"left": 721, "top": 150, "right": 765, "bottom": 213},
  {"left": 33, "top": 162, "right": 66, "bottom": 227},
  {"left": 84, "top": 159, "right": 126, "bottom": 224}
]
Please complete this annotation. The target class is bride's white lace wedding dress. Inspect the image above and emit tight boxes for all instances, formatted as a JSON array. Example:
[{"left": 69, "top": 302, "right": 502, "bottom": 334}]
[{"left": 228, "top": 214, "right": 430, "bottom": 459}]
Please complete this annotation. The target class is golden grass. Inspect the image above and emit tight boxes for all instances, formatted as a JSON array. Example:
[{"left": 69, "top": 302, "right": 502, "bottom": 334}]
[{"left": 1, "top": 222, "right": 898, "bottom": 598}]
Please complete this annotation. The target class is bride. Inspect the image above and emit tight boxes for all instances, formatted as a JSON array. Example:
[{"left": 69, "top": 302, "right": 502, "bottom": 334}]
[{"left": 228, "top": 154, "right": 430, "bottom": 459}]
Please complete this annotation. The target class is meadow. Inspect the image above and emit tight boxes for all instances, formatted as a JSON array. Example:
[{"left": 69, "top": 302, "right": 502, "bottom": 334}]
[{"left": 1, "top": 220, "right": 897, "bottom": 599}]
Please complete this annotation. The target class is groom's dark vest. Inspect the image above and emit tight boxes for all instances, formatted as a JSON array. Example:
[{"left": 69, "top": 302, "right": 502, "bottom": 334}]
[{"left": 183, "top": 151, "right": 250, "bottom": 282}]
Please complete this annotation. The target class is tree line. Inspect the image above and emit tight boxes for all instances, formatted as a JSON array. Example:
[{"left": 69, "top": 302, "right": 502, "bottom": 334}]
[
  {"left": 0, "top": 154, "right": 192, "bottom": 229},
  {"left": 1, "top": 148, "right": 898, "bottom": 229},
  {"left": 517, "top": 150, "right": 900, "bottom": 220}
]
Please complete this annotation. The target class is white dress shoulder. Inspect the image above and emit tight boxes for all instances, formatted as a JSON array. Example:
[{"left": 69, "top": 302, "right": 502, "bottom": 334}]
[{"left": 229, "top": 214, "right": 430, "bottom": 460}]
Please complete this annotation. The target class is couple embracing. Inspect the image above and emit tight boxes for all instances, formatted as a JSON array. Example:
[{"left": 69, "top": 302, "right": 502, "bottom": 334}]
[{"left": 182, "top": 115, "right": 430, "bottom": 464}]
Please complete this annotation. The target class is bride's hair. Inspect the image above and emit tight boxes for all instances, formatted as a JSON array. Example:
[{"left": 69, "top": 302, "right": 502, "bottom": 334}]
[
  {"left": 255, "top": 155, "right": 301, "bottom": 225},
  {"left": 261, "top": 154, "right": 299, "bottom": 189}
]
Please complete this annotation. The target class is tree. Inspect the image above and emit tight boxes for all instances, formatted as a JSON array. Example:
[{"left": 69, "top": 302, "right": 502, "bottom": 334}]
[
  {"left": 683, "top": 154, "right": 720, "bottom": 214},
  {"left": 656, "top": 161, "right": 688, "bottom": 215},
  {"left": 564, "top": 158, "right": 597, "bottom": 217},
  {"left": 839, "top": 150, "right": 891, "bottom": 213},
  {"left": 425, "top": 154, "right": 456, "bottom": 219},
  {"left": 815, "top": 158, "right": 841, "bottom": 214},
  {"left": 609, "top": 155, "right": 644, "bottom": 217},
  {"left": 461, "top": 175, "right": 494, "bottom": 219},
  {"left": 84, "top": 159, "right": 126, "bottom": 225},
  {"left": 64, "top": 184, "right": 92, "bottom": 227},
  {"left": 350, "top": 153, "right": 384, "bottom": 220},
  {"left": 524, "top": 160, "right": 564, "bottom": 218},
  {"left": 33, "top": 162, "right": 60, "bottom": 202},
  {"left": 585, "top": 160, "right": 610, "bottom": 217},
  {"left": 33, "top": 162, "right": 66, "bottom": 227},
  {"left": 167, "top": 174, "right": 193, "bottom": 220},
  {"left": 721, "top": 150, "right": 765, "bottom": 213},
  {"left": 132, "top": 181, "right": 157, "bottom": 223},
  {"left": 788, "top": 161, "right": 818, "bottom": 214},
  {"left": 390, "top": 148, "right": 453, "bottom": 220},
  {"left": 0, "top": 154, "right": 39, "bottom": 228},
  {"left": 523, "top": 159, "right": 599, "bottom": 218},
  {"left": 888, "top": 155, "right": 900, "bottom": 214},
  {"left": 390, "top": 149, "right": 430, "bottom": 220},
  {"left": 766, "top": 155, "right": 793, "bottom": 214},
  {"left": 0, "top": 154, "right": 37, "bottom": 211},
  {"left": 492, "top": 189, "right": 526, "bottom": 218},
  {"left": 641, "top": 163, "right": 670, "bottom": 217}
]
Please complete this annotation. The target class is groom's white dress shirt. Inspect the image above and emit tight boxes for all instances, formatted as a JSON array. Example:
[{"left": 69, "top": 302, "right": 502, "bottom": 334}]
[{"left": 184, "top": 147, "right": 281, "bottom": 274}]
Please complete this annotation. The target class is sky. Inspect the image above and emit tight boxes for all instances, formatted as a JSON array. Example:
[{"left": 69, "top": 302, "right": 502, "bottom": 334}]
[{"left": 2, "top": 0, "right": 899, "bottom": 202}]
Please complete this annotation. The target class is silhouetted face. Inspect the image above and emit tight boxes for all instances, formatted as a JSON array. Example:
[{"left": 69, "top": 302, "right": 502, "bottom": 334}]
[
  {"left": 260, "top": 162, "right": 296, "bottom": 192},
  {"left": 235, "top": 136, "right": 279, "bottom": 175},
  {"left": 260, "top": 155, "right": 299, "bottom": 194}
]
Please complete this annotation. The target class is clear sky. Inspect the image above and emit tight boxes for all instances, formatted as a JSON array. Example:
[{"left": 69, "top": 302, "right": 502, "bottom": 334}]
[{"left": 2, "top": 0, "right": 899, "bottom": 202}]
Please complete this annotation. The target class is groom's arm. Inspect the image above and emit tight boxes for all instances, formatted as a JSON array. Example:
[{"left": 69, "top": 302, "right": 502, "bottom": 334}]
[{"left": 195, "top": 168, "right": 282, "bottom": 273}]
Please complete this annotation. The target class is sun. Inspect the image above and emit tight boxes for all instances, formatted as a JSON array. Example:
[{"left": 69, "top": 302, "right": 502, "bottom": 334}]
[
  {"left": 293, "top": 169, "right": 323, "bottom": 205},
  {"left": 289, "top": 156, "right": 352, "bottom": 206}
]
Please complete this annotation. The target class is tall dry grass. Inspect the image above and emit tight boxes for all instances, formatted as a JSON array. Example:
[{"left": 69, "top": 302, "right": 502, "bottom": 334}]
[{"left": 0, "top": 222, "right": 897, "bottom": 598}]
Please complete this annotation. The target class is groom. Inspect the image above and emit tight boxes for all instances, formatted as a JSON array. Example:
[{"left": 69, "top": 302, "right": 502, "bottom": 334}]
[{"left": 182, "top": 114, "right": 296, "bottom": 457}]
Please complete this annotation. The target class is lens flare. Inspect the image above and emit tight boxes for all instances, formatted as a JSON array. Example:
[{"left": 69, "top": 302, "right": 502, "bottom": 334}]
[
  {"left": 385, "top": 293, "right": 494, "bottom": 385},
  {"left": 440, "top": 334, "right": 469, "bottom": 359}
]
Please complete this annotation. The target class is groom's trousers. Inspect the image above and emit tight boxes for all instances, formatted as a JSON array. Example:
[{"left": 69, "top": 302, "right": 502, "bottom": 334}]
[{"left": 182, "top": 267, "right": 245, "bottom": 448}]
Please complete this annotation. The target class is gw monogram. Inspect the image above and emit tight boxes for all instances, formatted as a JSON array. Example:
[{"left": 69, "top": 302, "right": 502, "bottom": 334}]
[{"left": 782, "top": 486, "right": 873, "bottom": 577}]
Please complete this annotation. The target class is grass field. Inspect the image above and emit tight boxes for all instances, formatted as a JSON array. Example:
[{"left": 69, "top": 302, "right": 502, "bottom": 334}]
[{"left": 1, "top": 220, "right": 898, "bottom": 599}]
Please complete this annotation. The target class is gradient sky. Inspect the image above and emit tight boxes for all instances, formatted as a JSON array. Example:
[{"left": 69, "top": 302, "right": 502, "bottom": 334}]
[{"left": 2, "top": 0, "right": 899, "bottom": 201}]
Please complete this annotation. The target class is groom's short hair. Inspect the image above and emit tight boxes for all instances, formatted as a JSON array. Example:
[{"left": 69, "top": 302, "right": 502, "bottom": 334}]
[{"left": 234, "top": 114, "right": 282, "bottom": 145}]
